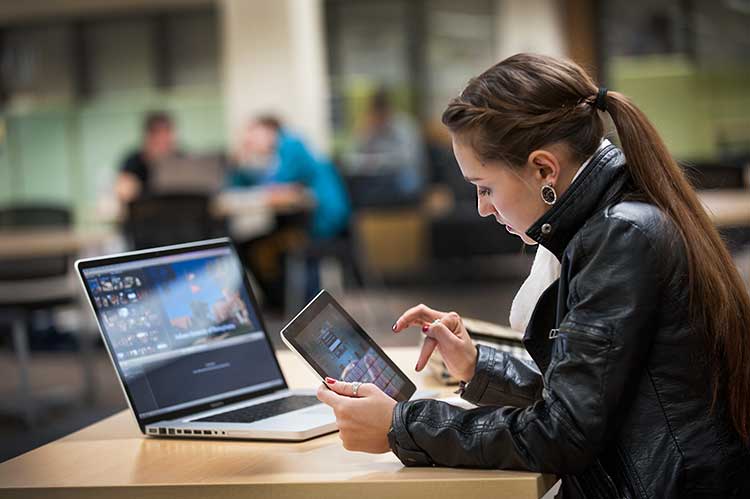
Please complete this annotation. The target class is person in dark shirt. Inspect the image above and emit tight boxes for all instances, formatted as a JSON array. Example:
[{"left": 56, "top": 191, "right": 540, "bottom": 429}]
[{"left": 115, "top": 111, "right": 178, "bottom": 203}]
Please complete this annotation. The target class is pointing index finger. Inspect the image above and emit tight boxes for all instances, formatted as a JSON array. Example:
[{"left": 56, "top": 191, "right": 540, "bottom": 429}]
[{"left": 393, "top": 304, "right": 443, "bottom": 332}]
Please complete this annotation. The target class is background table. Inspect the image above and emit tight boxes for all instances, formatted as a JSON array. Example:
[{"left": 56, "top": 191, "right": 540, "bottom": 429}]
[
  {"left": 698, "top": 189, "right": 750, "bottom": 227},
  {"left": 0, "top": 347, "right": 556, "bottom": 499},
  {"left": 0, "top": 228, "right": 115, "bottom": 259}
]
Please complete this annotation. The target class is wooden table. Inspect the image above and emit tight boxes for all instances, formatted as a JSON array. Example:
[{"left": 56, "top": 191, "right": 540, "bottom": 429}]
[
  {"left": 699, "top": 189, "right": 750, "bottom": 228},
  {"left": 91, "top": 187, "right": 314, "bottom": 242},
  {"left": 0, "top": 347, "right": 556, "bottom": 499},
  {"left": 214, "top": 186, "right": 315, "bottom": 218},
  {"left": 94, "top": 187, "right": 315, "bottom": 223},
  {"left": 0, "top": 228, "right": 115, "bottom": 259}
]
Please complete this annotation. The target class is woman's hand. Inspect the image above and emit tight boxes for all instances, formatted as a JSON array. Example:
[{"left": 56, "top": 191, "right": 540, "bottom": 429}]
[
  {"left": 316, "top": 378, "right": 396, "bottom": 454},
  {"left": 393, "top": 304, "right": 477, "bottom": 382}
]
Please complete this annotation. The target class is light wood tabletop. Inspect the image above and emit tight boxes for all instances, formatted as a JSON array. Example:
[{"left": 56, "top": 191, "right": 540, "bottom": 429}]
[
  {"left": 0, "top": 347, "right": 556, "bottom": 499},
  {"left": 0, "top": 228, "right": 116, "bottom": 259},
  {"left": 698, "top": 189, "right": 750, "bottom": 227},
  {"left": 214, "top": 186, "right": 316, "bottom": 218}
]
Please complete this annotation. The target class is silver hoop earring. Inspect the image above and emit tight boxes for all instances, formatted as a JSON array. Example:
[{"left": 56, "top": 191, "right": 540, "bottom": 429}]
[{"left": 541, "top": 184, "right": 557, "bottom": 206}]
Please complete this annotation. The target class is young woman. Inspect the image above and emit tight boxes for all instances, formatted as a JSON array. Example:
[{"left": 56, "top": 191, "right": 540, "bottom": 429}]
[{"left": 316, "top": 54, "right": 750, "bottom": 498}]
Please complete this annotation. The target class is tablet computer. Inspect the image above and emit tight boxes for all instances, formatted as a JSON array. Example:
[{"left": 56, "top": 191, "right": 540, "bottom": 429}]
[{"left": 280, "top": 290, "right": 416, "bottom": 402}]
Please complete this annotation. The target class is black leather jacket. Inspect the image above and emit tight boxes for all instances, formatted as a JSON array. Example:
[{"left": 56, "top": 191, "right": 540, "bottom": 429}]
[{"left": 388, "top": 144, "right": 750, "bottom": 498}]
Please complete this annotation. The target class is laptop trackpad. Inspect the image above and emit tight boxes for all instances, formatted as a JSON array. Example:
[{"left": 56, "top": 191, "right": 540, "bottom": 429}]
[{"left": 250, "top": 403, "right": 335, "bottom": 430}]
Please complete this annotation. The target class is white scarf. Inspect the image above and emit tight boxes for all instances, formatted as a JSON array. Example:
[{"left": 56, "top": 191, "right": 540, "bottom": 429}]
[{"left": 509, "top": 139, "right": 612, "bottom": 333}]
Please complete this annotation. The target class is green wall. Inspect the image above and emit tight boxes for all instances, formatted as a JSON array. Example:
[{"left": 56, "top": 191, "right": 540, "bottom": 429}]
[
  {"left": 610, "top": 55, "right": 750, "bottom": 162},
  {"left": 0, "top": 88, "right": 225, "bottom": 226}
]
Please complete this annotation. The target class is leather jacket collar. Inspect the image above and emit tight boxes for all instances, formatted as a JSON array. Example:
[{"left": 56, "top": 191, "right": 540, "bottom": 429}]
[{"left": 526, "top": 143, "right": 629, "bottom": 260}]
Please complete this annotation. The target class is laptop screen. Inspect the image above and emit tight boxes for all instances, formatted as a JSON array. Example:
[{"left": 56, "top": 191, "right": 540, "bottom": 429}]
[{"left": 80, "top": 243, "right": 285, "bottom": 420}]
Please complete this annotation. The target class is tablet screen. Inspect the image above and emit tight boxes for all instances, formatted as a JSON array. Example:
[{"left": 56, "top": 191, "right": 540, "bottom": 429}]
[{"left": 282, "top": 292, "right": 416, "bottom": 402}]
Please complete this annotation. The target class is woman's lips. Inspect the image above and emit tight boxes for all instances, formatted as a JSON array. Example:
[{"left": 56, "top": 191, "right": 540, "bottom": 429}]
[{"left": 505, "top": 225, "right": 514, "bottom": 233}]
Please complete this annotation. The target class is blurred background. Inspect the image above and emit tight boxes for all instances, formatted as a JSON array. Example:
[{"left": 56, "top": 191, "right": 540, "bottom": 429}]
[{"left": 1, "top": 0, "right": 749, "bottom": 463}]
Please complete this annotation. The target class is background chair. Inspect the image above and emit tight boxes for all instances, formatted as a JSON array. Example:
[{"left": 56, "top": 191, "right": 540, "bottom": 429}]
[
  {"left": 123, "top": 193, "right": 225, "bottom": 250},
  {"left": 0, "top": 203, "right": 94, "bottom": 428}
]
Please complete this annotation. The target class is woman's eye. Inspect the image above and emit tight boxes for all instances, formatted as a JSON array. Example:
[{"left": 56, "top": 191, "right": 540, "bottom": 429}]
[{"left": 478, "top": 187, "right": 491, "bottom": 197}]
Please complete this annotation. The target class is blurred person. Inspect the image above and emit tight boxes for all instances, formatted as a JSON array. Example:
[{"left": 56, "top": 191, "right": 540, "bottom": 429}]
[
  {"left": 115, "top": 111, "right": 179, "bottom": 203},
  {"left": 227, "top": 115, "right": 350, "bottom": 240},
  {"left": 348, "top": 87, "right": 425, "bottom": 197},
  {"left": 316, "top": 54, "right": 750, "bottom": 498},
  {"left": 227, "top": 116, "right": 350, "bottom": 309}
]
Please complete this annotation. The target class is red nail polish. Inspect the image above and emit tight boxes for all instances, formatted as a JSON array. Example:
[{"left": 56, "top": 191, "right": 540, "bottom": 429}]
[
  {"left": 422, "top": 324, "right": 429, "bottom": 332},
  {"left": 325, "top": 377, "right": 336, "bottom": 384}
]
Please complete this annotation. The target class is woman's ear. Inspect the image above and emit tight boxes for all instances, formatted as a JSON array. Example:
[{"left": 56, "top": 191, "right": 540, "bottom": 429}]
[{"left": 527, "top": 149, "right": 562, "bottom": 185}]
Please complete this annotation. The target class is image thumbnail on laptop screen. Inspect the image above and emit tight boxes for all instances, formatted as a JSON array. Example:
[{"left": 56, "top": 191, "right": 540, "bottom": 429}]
[{"left": 81, "top": 246, "right": 284, "bottom": 419}]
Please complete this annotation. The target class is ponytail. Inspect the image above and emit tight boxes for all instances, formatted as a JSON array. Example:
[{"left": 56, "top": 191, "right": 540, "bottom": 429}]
[{"left": 606, "top": 91, "right": 750, "bottom": 442}]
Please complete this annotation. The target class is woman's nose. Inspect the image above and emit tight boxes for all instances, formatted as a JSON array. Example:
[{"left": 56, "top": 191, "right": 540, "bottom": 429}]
[{"left": 477, "top": 195, "right": 495, "bottom": 218}]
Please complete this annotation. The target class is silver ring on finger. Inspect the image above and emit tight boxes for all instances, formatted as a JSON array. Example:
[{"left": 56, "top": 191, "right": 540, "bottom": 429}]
[{"left": 351, "top": 381, "right": 362, "bottom": 397}]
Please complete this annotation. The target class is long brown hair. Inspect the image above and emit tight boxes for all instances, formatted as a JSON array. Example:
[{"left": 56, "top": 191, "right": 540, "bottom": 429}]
[{"left": 442, "top": 53, "right": 750, "bottom": 442}]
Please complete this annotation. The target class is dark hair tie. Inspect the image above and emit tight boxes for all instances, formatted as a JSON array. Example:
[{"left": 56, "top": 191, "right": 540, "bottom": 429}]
[{"left": 594, "top": 87, "right": 608, "bottom": 112}]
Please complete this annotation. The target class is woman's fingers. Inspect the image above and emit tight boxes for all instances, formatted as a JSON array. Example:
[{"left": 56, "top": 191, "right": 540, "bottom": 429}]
[
  {"left": 415, "top": 337, "right": 437, "bottom": 371},
  {"left": 393, "top": 304, "right": 444, "bottom": 332},
  {"left": 323, "top": 378, "right": 377, "bottom": 398},
  {"left": 316, "top": 383, "right": 343, "bottom": 407},
  {"left": 392, "top": 305, "right": 468, "bottom": 374},
  {"left": 438, "top": 312, "right": 461, "bottom": 333},
  {"left": 415, "top": 319, "right": 462, "bottom": 371}
]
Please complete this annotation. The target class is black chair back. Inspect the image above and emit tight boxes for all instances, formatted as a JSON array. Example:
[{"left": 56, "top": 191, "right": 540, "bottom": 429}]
[
  {"left": 0, "top": 204, "right": 71, "bottom": 228},
  {"left": 0, "top": 204, "right": 73, "bottom": 281},
  {"left": 124, "top": 193, "right": 222, "bottom": 250}
]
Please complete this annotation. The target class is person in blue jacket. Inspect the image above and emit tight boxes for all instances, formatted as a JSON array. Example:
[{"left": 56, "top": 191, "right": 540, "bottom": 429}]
[
  {"left": 227, "top": 115, "right": 350, "bottom": 240},
  {"left": 227, "top": 115, "right": 351, "bottom": 309}
]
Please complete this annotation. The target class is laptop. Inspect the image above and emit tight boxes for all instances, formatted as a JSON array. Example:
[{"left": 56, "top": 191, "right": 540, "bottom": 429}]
[
  {"left": 75, "top": 238, "right": 337, "bottom": 441},
  {"left": 151, "top": 154, "right": 225, "bottom": 195}
]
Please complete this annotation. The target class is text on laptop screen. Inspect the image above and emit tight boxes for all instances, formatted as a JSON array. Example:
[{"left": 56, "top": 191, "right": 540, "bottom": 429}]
[{"left": 81, "top": 247, "right": 284, "bottom": 418}]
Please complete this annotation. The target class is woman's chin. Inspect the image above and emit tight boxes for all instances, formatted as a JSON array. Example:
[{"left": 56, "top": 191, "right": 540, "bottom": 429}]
[
  {"left": 509, "top": 228, "right": 537, "bottom": 246},
  {"left": 499, "top": 221, "right": 536, "bottom": 245}
]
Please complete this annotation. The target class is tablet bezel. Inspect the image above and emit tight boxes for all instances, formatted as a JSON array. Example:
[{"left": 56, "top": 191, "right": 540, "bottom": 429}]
[{"left": 280, "top": 290, "right": 416, "bottom": 402}]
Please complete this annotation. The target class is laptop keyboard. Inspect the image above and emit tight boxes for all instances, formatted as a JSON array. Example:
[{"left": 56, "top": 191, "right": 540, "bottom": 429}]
[{"left": 195, "top": 395, "right": 321, "bottom": 424}]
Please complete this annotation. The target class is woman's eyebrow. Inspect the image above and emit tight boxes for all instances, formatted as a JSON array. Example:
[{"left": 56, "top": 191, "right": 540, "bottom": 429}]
[{"left": 464, "top": 176, "right": 484, "bottom": 182}]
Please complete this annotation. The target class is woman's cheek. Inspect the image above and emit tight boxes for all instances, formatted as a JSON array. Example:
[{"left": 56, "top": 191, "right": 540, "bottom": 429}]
[{"left": 492, "top": 200, "right": 513, "bottom": 224}]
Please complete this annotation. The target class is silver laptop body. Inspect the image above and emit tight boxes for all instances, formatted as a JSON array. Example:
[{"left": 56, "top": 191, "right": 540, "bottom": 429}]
[{"left": 75, "top": 238, "right": 336, "bottom": 441}]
